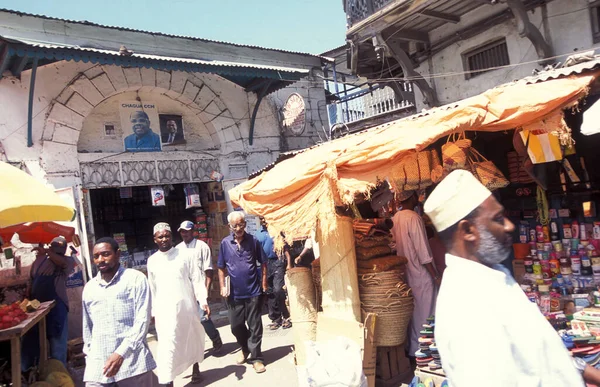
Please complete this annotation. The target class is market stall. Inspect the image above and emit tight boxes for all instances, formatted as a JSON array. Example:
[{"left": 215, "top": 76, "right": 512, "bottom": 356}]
[
  {"left": 0, "top": 161, "right": 76, "bottom": 385},
  {"left": 229, "top": 58, "right": 600, "bottom": 386}
]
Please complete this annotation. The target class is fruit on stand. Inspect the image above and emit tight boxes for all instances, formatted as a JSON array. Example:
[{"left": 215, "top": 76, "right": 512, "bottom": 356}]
[
  {"left": 0, "top": 302, "right": 28, "bottom": 330},
  {"left": 20, "top": 298, "right": 41, "bottom": 312}
]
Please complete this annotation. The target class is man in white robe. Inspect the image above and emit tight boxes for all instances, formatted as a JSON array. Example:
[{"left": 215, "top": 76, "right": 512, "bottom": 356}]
[
  {"left": 424, "top": 170, "right": 584, "bottom": 387},
  {"left": 391, "top": 190, "right": 441, "bottom": 357},
  {"left": 147, "top": 222, "right": 209, "bottom": 386}
]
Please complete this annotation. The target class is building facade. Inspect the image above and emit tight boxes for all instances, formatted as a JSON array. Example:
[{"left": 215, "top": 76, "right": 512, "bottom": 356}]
[
  {"left": 0, "top": 9, "right": 328, "bottom": 337},
  {"left": 343, "top": 0, "right": 596, "bottom": 111}
]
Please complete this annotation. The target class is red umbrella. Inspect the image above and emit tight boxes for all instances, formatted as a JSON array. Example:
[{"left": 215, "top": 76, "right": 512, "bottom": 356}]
[{"left": 0, "top": 222, "right": 75, "bottom": 244}]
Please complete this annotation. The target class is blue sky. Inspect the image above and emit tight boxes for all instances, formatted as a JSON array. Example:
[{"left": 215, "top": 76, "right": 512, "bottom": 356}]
[{"left": 0, "top": 0, "right": 347, "bottom": 54}]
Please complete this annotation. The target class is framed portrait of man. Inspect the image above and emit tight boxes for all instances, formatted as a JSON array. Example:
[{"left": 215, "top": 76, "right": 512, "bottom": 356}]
[
  {"left": 120, "top": 101, "right": 162, "bottom": 152},
  {"left": 159, "top": 115, "right": 186, "bottom": 146}
]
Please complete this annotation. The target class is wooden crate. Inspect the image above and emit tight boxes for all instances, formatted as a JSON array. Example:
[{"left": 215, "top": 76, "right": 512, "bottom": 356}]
[{"left": 376, "top": 345, "right": 413, "bottom": 387}]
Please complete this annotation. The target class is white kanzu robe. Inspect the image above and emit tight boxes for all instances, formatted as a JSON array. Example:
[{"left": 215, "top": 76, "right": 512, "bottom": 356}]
[
  {"left": 147, "top": 247, "right": 207, "bottom": 384},
  {"left": 436, "top": 254, "right": 584, "bottom": 387}
]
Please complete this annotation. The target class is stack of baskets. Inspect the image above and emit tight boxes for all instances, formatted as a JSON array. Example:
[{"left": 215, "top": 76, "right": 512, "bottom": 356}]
[
  {"left": 359, "top": 270, "right": 414, "bottom": 347},
  {"left": 353, "top": 219, "right": 413, "bottom": 347}
]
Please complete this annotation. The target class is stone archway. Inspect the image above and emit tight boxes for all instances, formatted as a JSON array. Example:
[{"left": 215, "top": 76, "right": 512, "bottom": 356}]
[{"left": 40, "top": 65, "right": 246, "bottom": 172}]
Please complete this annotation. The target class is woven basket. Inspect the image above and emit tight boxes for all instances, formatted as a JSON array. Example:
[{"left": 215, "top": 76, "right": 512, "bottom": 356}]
[
  {"left": 468, "top": 148, "right": 509, "bottom": 191},
  {"left": 442, "top": 132, "right": 471, "bottom": 171},
  {"left": 356, "top": 245, "right": 392, "bottom": 260},
  {"left": 359, "top": 270, "right": 414, "bottom": 346},
  {"left": 390, "top": 151, "right": 435, "bottom": 192}
]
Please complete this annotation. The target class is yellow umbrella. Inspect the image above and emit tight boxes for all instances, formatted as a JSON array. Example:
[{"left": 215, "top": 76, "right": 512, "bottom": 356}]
[{"left": 0, "top": 161, "right": 76, "bottom": 228}]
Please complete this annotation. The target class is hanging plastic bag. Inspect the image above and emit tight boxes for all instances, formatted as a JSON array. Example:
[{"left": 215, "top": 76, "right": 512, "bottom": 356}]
[
  {"left": 184, "top": 184, "right": 202, "bottom": 209},
  {"left": 150, "top": 186, "right": 165, "bottom": 206}
]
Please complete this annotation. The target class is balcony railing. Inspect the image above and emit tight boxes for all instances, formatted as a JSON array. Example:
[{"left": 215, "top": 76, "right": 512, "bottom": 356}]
[
  {"left": 346, "top": 0, "right": 395, "bottom": 26},
  {"left": 327, "top": 83, "right": 414, "bottom": 129}
]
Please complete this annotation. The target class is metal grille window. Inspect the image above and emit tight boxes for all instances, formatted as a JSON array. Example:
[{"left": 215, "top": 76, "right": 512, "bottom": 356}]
[
  {"left": 590, "top": 1, "right": 600, "bottom": 43},
  {"left": 463, "top": 39, "right": 510, "bottom": 79}
]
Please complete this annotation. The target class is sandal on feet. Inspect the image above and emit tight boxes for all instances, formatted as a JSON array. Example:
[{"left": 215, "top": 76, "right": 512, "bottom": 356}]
[
  {"left": 267, "top": 321, "right": 281, "bottom": 330},
  {"left": 282, "top": 319, "right": 292, "bottom": 329},
  {"left": 253, "top": 361, "right": 266, "bottom": 373},
  {"left": 236, "top": 350, "right": 250, "bottom": 365}
]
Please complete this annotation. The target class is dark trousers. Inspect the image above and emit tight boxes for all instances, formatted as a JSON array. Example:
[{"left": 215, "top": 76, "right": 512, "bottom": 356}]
[
  {"left": 267, "top": 259, "right": 290, "bottom": 321},
  {"left": 201, "top": 310, "right": 221, "bottom": 342},
  {"left": 227, "top": 295, "right": 263, "bottom": 363}
]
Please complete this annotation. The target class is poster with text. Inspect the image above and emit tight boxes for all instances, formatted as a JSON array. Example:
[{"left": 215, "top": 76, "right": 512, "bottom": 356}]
[{"left": 120, "top": 101, "right": 162, "bottom": 152}]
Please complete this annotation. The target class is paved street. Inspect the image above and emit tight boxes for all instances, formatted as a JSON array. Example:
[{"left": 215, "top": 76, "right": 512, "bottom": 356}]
[{"left": 147, "top": 313, "right": 299, "bottom": 387}]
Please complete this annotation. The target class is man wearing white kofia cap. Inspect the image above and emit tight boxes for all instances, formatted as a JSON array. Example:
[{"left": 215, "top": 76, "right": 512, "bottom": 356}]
[
  {"left": 424, "top": 170, "right": 584, "bottom": 387},
  {"left": 147, "top": 222, "right": 209, "bottom": 386}
]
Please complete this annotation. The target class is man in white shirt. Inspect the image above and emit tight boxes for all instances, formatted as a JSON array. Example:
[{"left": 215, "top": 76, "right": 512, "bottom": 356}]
[
  {"left": 423, "top": 169, "right": 584, "bottom": 387},
  {"left": 176, "top": 220, "right": 223, "bottom": 383}
]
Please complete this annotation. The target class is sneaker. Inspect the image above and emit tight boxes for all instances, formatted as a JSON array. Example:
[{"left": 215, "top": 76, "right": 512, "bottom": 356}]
[
  {"left": 253, "top": 361, "right": 266, "bottom": 373},
  {"left": 212, "top": 337, "right": 223, "bottom": 352},
  {"left": 236, "top": 350, "right": 249, "bottom": 365}
]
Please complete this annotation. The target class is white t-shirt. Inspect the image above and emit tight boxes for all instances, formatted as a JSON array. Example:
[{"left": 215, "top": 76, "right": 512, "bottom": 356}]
[{"left": 176, "top": 239, "right": 213, "bottom": 281}]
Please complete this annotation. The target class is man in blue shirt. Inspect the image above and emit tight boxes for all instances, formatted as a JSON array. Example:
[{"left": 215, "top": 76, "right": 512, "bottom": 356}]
[
  {"left": 82, "top": 237, "right": 155, "bottom": 386},
  {"left": 123, "top": 111, "right": 161, "bottom": 152},
  {"left": 218, "top": 211, "right": 267, "bottom": 374},
  {"left": 255, "top": 217, "right": 291, "bottom": 330}
]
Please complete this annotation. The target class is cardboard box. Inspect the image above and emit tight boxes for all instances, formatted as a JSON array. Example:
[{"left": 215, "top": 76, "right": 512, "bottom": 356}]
[
  {"left": 216, "top": 201, "right": 228, "bottom": 212},
  {"left": 512, "top": 260, "right": 525, "bottom": 284}
]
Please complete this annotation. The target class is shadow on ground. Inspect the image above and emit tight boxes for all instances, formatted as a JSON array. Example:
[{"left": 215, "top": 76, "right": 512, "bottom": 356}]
[
  {"left": 204, "top": 342, "right": 239, "bottom": 359},
  {"left": 263, "top": 345, "right": 294, "bottom": 366},
  {"left": 182, "top": 365, "right": 246, "bottom": 387}
]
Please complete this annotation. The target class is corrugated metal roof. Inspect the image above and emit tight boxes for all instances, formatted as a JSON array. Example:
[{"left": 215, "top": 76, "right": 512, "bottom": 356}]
[
  {"left": 518, "top": 57, "right": 600, "bottom": 84},
  {"left": 3, "top": 36, "right": 311, "bottom": 76},
  {"left": 248, "top": 58, "right": 600, "bottom": 178},
  {"left": 0, "top": 8, "right": 331, "bottom": 60}
]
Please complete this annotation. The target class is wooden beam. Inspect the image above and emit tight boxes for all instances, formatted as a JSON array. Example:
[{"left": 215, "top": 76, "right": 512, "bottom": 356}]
[
  {"left": 0, "top": 44, "right": 9, "bottom": 79},
  {"left": 420, "top": 10, "right": 460, "bottom": 24},
  {"left": 389, "top": 29, "right": 430, "bottom": 44},
  {"left": 10, "top": 54, "right": 28, "bottom": 76}
]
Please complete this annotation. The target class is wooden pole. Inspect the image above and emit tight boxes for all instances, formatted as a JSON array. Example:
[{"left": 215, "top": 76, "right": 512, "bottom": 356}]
[{"left": 317, "top": 216, "right": 361, "bottom": 322}]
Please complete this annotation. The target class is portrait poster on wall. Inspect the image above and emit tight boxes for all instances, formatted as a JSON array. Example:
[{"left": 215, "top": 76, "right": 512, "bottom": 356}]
[
  {"left": 120, "top": 101, "right": 162, "bottom": 152},
  {"left": 159, "top": 114, "right": 186, "bottom": 146}
]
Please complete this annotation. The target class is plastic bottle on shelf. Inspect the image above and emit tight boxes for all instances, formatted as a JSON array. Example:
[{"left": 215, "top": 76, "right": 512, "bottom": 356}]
[
  {"left": 573, "top": 221, "right": 580, "bottom": 242},
  {"left": 581, "top": 245, "right": 593, "bottom": 276},
  {"left": 571, "top": 250, "right": 582, "bottom": 276},
  {"left": 549, "top": 253, "right": 560, "bottom": 276},
  {"left": 550, "top": 221, "right": 559, "bottom": 241}
]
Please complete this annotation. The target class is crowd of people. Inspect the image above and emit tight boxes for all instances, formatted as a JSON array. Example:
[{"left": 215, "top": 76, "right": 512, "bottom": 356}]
[
  {"left": 26, "top": 168, "right": 600, "bottom": 386},
  {"left": 23, "top": 207, "right": 313, "bottom": 386}
]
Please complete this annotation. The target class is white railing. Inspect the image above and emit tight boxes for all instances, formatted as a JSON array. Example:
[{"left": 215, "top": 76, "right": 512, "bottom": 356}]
[{"left": 328, "top": 83, "right": 414, "bottom": 127}]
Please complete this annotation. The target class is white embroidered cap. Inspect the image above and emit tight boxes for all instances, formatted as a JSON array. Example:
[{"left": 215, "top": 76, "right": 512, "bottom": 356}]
[
  {"left": 424, "top": 169, "right": 491, "bottom": 232},
  {"left": 153, "top": 222, "right": 171, "bottom": 235}
]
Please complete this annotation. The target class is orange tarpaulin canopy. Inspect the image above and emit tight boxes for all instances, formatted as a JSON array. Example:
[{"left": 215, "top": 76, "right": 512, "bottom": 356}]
[{"left": 230, "top": 73, "right": 597, "bottom": 250}]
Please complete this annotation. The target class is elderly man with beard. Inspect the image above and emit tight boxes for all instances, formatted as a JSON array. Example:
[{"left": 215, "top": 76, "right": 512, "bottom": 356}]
[
  {"left": 424, "top": 170, "right": 584, "bottom": 387},
  {"left": 147, "top": 223, "right": 209, "bottom": 386}
]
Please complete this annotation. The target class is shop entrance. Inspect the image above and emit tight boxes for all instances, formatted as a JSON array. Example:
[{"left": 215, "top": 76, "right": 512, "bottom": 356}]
[{"left": 88, "top": 183, "right": 208, "bottom": 268}]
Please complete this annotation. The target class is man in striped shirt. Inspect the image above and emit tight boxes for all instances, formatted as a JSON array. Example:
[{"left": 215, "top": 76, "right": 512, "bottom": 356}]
[{"left": 82, "top": 237, "right": 156, "bottom": 386}]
